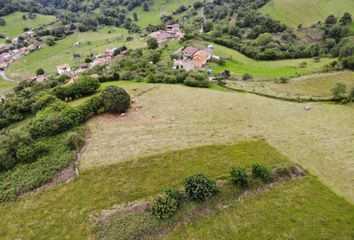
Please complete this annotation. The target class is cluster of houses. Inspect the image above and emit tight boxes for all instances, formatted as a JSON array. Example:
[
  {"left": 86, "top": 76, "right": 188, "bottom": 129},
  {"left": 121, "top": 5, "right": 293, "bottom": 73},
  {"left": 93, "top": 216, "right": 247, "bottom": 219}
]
[
  {"left": 56, "top": 46, "right": 127, "bottom": 76},
  {"left": 149, "top": 24, "right": 184, "bottom": 43},
  {"left": 0, "top": 30, "right": 41, "bottom": 72},
  {"left": 173, "top": 45, "right": 218, "bottom": 71}
]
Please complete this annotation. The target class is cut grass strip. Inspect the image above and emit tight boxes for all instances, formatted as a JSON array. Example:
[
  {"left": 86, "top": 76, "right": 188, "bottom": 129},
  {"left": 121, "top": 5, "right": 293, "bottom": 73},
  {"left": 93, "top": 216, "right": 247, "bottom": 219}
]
[{"left": 0, "top": 140, "right": 287, "bottom": 239}]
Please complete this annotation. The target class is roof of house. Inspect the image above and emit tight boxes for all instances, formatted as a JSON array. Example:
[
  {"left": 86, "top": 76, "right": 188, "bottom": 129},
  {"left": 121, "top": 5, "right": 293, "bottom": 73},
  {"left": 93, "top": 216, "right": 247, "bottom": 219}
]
[
  {"left": 57, "top": 64, "right": 70, "bottom": 69},
  {"left": 183, "top": 47, "right": 199, "bottom": 56},
  {"left": 193, "top": 49, "right": 212, "bottom": 60}
]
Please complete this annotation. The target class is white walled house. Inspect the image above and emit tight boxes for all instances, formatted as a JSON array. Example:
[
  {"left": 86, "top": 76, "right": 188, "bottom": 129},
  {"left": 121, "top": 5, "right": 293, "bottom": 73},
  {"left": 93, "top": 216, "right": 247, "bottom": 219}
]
[{"left": 57, "top": 64, "right": 71, "bottom": 74}]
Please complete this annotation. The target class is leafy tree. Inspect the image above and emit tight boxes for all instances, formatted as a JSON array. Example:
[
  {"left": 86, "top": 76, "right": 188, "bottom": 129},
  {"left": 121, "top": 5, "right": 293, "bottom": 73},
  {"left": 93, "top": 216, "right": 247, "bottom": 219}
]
[
  {"left": 230, "top": 167, "right": 249, "bottom": 188},
  {"left": 164, "top": 187, "right": 183, "bottom": 207},
  {"left": 242, "top": 73, "right": 253, "bottom": 80},
  {"left": 331, "top": 83, "right": 347, "bottom": 99},
  {"left": 46, "top": 38, "right": 55, "bottom": 46},
  {"left": 325, "top": 15, "right": 337, "bottom": 25},
  {"left": 151, "top": 194, "right": 178, "bottom": 219},
  {"left": 143, "top": 2, "right": 149, "bottom": 12},
  {"left": 0, "top": 18, "right": 6, "bottom": 26},
  {"left": 36, "top": 68, "right": 45, "bottom": 76},
  {"left": 133, "top": 12, "right": 138, "bottom": 21},
  {"left": 147, "top": 37, "right": 158, "bottom": 49},
  {"left": 252, "top": 163, "right": 273, "bottom": 183},
  {"left": 340, "top": 12, "right": 352, "bottom": 25},
  {"left": 184, "top": 173, "right": 218, "bottom": 202},
  {"left": 193, "top": 1, "right": 203, "bottom": 9},
  {"left": 203, "top": 21, "right": 213, "bottom": 33},
  {"left": 100, "top": 86, "right": 131, "bottom": 113}
]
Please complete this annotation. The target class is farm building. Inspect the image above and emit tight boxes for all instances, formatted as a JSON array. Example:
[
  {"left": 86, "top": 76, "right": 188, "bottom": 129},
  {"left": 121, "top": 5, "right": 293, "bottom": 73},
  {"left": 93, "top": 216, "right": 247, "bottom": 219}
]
[
  {"left": 174, "top": 46, "right": 214, "bottom": 71},
  {"left": 57, "top": 64, "right": 71, "bottom": 74},
  {"left": 149, "top": 24, "right": 184, "bottom": 43}
]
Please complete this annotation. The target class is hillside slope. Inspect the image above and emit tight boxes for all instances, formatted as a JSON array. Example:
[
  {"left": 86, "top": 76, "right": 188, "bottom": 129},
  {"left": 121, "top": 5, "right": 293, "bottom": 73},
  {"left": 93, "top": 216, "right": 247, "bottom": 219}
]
[{"left": 260, "top": 0, "right": 354, "bottom": 28}]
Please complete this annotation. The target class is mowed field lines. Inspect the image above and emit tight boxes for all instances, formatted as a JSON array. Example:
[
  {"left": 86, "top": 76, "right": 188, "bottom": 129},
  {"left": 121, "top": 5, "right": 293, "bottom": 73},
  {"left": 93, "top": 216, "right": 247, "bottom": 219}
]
[
  {"left": 0, "top": 11, "right": 56, "bottom": 38},
  {"left": 260, "top": 0, "right": 354, "bottom": 28},
  {"left": 210, "top": 43, "right": 333, "bottom": 79},
  {"left": 81, "top": 84, "right": 354, "bottom": 203},
  {"left": 6, "top": 27, "right": 144, "bottom": 80}
]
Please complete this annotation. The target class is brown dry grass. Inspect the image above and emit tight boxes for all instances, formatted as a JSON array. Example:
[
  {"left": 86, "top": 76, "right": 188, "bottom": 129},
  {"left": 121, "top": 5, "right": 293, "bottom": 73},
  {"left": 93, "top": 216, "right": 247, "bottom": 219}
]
[{"left": 81, "top": 84, "right": 354, "bottom": 203}]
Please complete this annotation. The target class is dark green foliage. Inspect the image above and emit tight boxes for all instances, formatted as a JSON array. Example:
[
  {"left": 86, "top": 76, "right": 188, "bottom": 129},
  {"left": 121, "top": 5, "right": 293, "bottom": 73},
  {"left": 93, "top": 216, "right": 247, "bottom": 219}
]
[
  {"left": 340, "top": 12, "right": 352, "bottom": 25},
  {"left": 184, "top": 173, "right": 218, "bottom": 202},
  {"left": 230, "top": 167, "right": 250, "bottom": 188},
  {"left": 331, "top": 83, "right": 347, "bottom": 99},
  {"left": 342, "top": 55, "right": 354, "bottom": 70},
  {"left": 66, "top": 131, "right": 85, "bottom": 150},
  {"left": 325, "top": 15, "right": 337, "bottom": 25},
  {"left": 147, "top": 37, "right": 158, "bottom": 50},
  {"left": 36, "top": 68, "right": 45, "bottom": 76},
  {"left": 77, "top": 96, "right": 103, "bottom": 120},
  {"left": 242, "top": 73, "right": 253, "bottom": 80},
  {"left": 151, "top": 194, "right": 178, "bottom": 219},
  {"left": 30, "top": 93, "right": 58, "bottom": 113},
  {"left": 165, "top": 187, "right": 183, "bottom": 207},
  {"left": 29, "top": 101, "right": 84, "bottom": 139},
  {"left": 53, "top": 75, "right": 100, "bottom": 100},
  {"left": 252, "top": 163, "right": 273, "bottom": 183},
  {"left": 274, "top": 166, "right": 292, "bottom": 179},
  {"left": 100, "top": 86, "right": 131, "bottom": 113},
  {"left": 0, "top": 18, "right": 5, "bottom": 26},
  {"left": 46, "top": 38, "right": 55, "bottom": 46},
  {"left": 15, "top": 146, "right": 36, "bottom": 162},
  {"left": 184, "top": 72, "right": 209, "bottom": 88}
]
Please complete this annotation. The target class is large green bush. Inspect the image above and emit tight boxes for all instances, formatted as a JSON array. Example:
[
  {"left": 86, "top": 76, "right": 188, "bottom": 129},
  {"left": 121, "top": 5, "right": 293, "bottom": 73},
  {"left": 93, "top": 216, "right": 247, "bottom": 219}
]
[
  {"left": 151, "top": 194, "right": 178, "bottom": 219},
  {"left": 184, "top": 173, "right": 218, "bottom": 202},
  {"left": 230, "top": 167, "right": 250, "bottom": 188},
  {"left": 100, "top": 86, "right": 131, "bottom": 113},
  {"left": 164, "top": 187, "right": 183, "bottom": 207},
  {"left": 184, "top": 72, "right": 209, "bottom": 88},
  {"left": 252, "top": 163, "right": 273, "bottom": 183}
]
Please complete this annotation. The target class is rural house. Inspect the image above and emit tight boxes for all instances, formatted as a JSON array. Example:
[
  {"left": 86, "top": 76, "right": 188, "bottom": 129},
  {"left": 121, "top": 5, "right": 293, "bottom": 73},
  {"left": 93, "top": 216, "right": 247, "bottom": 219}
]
[
  {"left": 57, "top": 64, "right": 71, "bottom": 74},
  {"left": 174, "top": 46, "right": 215, "bottom": 71},
  {"left": 149, "top": 24, "right": 184, "bottom": 43}
]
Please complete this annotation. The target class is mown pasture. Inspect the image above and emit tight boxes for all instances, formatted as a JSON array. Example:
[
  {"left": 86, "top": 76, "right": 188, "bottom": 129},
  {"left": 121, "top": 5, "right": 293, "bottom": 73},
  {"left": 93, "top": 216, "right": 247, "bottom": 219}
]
[
  {"left": 227, "top": 71, "right": 354, "bottom": 98},
  {"left": 0, "top": 77, "right": 16, "bottom": 96},
  {"left": 260, "top": 0, "right": 354, "bottom": 28},
  {"left": 0, "top": 11, "right": 56, "bottom": 39}
]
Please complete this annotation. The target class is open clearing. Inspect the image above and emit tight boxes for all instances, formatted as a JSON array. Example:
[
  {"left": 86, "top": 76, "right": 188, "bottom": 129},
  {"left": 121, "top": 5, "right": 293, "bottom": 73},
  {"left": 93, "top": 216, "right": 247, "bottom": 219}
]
[
  {"left": 210, "top": 43, "right": 332, "bottom": 79},
  {"left": 0, "top": 139, "right": 352, "bottom": 239},
  {"left": 260, "top": 0, "right": 354, "bottom": 28},
  {"left": 0, "top": 11, "right": 56, "bottom": 39},
  {"left": 6, "top": 27, "right": 144, "bottom": 80},
  {"left": 227, "top": 71, "right": 354, "bottom": 98},
  {"left": 0, "top": 77, "right": 16, "bottom": 96},
  {"left": 81, "top": 84, "right": 354, "bottom": 204},
  {"left": 131, "top": 0, "right": 196, "bottom": 27}
]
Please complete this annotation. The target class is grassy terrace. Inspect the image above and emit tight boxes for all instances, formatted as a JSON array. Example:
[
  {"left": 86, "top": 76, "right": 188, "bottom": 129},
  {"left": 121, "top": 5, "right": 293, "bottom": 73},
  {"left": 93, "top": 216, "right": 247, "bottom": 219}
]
[
  {"left": 81, "top": 84, "right": 354, "bottom": 203},
  {"left": 0, "top": 140, "right": 287, "bottom": 239},
  {"left": 0, "top": 77, "right": 16, "bottom": 96},
  {"left": 0, "top": 11, "right": 56, "bottom": 39},
  {"left": 210, "top": 43, "right": 333, "bottom": 79},
  {"left": 130, "top": 0, "right": 196, "bottom": 27},
  {"left": 165, "top": 176, "right": 354, "bottom": 240},
  {"left": 227, "top": 71, "right": 354, "bottom": 98},
  {"left": 6, "top": 27, "right": 145, "bottom": 80},
  {"left": 260, "top": 0, "right": 354, "bottom": 28}
]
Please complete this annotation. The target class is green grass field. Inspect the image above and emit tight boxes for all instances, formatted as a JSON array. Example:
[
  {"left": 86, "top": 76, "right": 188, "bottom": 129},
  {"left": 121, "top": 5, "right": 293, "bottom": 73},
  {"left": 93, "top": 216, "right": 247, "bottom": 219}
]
[
  {"left": 210, "top": 43, "right": 333, "bottom": 79},
  {"left": 0, "top": 11, "right": 56, "bottom": 39},
  {"left": 6, "top": 26, "right": 144, "bottom": 80},
  {"left": 227, "top": 71, "right": 354, "bottom": 98},
  {"left": 130, "top": 0, "right": 196, "bottom": 27},
  {"left": 165, "top": 176, "right": 354, "bottom": 240},
  {"left": 0, "top": 77, "right": 16, "bottom": 96},
  {"left": 0, "top": 140, "right": 289, "bottom": 239},
  {"left": 81, "top": 84, "right": 354, "bottom": 203},
  {"left": 260, "top": 0, "right": 354, "bottom": 28}
]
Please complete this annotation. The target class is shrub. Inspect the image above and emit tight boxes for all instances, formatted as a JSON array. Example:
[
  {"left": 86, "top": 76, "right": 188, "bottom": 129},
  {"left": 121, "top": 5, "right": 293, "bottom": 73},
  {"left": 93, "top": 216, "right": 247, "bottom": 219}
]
[
  {"left": 165, "top": 187, "right": 183, "bottom": 207},
  {"left": 242, "top": 73, "right": 253, "bottom": 80},
  {"left": 77, "top": 96, "right": 102, "bottom": 119},
  {"left": 151, "top": 194, "right": 178, "bottom": 219},
  {"left": 15, "top": 145, "right": 36, "bottom": 162},
  {"left": 66, "top": 131, "right": 85, "bottom": 150},
  {"left": 331, "top": 83, "right": 346, "bottom": 99},
  {"left": 100, "top": 86, "right": 131, "bottom": 113},
  {"left": 230, "top": 167, "right": 249, "bottom": 188},
  {"left": 36, "top": 68, "right": 45, "bottom": 76},
  {"left": 54, "top": 76, "right": 100, "bottom": 100},
  {"left": 184, "top": 72, "right": 209, "bottom": 88},
  {"left": 252, "top": 163, "right": 273, "bottom": 183},
  {"left": 274, "top": 166, "right": 292, "bottom": 179},
  {"left": 147, "top": 37, "right": 158, "bottom": 50},
  {"left": 184, "top": 173, "right": 218, "bottom": 202}
]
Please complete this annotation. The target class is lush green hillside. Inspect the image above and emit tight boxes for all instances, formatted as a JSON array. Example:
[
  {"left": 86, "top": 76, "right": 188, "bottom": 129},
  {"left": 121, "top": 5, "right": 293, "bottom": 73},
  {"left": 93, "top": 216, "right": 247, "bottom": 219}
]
[
  {"left": 6, "top": 27, "right": 144, "bottom": 80},
  {"left": 227, "top": 71, "right": 354, "bottom": 98},
  {"left": 0, "top": 77, "right": 16, "bottom": 96},
  {"left": 260, "top": 0, "right": 354, "bottom": 28},
  {"left": 209, "top": 43, "right": 333, "bottom": 79},
  {"left": 130, "top": 0, "right": 196, "bottom": 27},
  {"left": 0, "top": 11, "right": 56, "bottom": 39}
]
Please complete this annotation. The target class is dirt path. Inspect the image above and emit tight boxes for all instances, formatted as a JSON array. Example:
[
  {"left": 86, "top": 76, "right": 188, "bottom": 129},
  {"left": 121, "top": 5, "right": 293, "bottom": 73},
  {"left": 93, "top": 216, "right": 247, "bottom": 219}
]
[{"left": 0, "top": 71, "right": 19, "bottom": 83}]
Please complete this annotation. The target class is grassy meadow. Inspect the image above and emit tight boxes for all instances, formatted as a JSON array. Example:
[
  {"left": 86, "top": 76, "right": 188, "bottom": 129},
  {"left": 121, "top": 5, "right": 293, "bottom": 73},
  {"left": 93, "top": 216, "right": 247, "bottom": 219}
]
[
  {"left": 6, "top": 26, "right": 144, "bottom": 80},
  {"left": 0, "top": 77, "right": 16, "bottom": 96},
  {"left": 130, "top": 0, "right": 196, "bottom": 27},
  {"left": 260, "top": 0, "right": 354, "bottom": 28},
  {"left": 81, "top": 84, "right": 354, "bottom": 204},
  {"left": 227, "top": 71, "right": 354, "bottom": 98},
  {"left": 165, "top": 176, "right": 354, "bottom": 240},
  {"left": 210, "top": 43, "right": 333, "bottom": 79},
  {"left": 0, "top": 140, "right": 289, "bottom": 239},
  {"left": 0, "top": 11, "right": 56, "bottom": 39}
]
